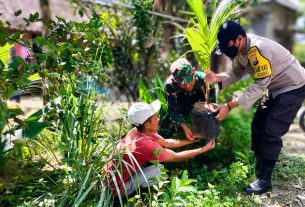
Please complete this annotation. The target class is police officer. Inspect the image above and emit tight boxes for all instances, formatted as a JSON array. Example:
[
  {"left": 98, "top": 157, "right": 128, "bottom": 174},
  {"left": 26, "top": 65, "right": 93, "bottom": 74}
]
[
  {"left": 205, "top": 20, "right": 305, "bottom": 195},
  {"left": 158, "top": 58, "right": 216, "bottom": 140}
]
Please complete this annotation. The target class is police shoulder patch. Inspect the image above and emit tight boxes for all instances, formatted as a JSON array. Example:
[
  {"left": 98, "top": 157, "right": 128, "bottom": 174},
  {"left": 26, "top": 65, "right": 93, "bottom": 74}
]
[{"left": 248, "top": 46, "right": 272, "bottom": 79}]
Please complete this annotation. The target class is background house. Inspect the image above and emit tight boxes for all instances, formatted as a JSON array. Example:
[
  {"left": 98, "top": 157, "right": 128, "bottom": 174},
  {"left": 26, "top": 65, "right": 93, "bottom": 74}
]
[{"left": 244, "top": 0, "right": 300, "bottom": 52}]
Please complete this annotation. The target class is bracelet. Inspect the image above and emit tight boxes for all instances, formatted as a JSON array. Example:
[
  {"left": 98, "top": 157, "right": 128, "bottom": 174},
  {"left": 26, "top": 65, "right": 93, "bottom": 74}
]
[{"left": 226, "top": 103, "right": 232, "bottom": 111}]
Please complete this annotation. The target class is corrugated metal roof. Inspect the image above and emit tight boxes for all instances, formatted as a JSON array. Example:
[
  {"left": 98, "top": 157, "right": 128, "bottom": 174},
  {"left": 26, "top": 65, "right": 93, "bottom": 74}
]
[
  {"left": 0, "top": 0, "right": 43, "bottom": 33},
  {"left": 0, "top": 0, "right": 88, "bottom": 33}
]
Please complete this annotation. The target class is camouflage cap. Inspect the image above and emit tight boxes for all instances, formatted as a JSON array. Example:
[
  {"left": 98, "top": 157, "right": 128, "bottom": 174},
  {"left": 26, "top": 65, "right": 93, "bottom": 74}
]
[{"left": 170, "top": 58, "right": 194, "bottom": 85}]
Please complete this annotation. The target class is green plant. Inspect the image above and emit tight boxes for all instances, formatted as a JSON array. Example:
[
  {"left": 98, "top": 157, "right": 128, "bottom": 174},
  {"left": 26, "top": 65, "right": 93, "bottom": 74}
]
[
  {"left": 0, "top": 10, "right": 113, "bottom": 167},
  {"left": 151, "top": 170, "right": 200, "bottom": 206},
  {"left": 194, "top": 161, "right": 250, "bottom": 206},
  {"left": 43, "top": 83, "right": 104, "bottom": 170},
  {"left": 138, "top": 75, "right": 167, "bottom": 116},
  {"left": 0, "top": 97, "right": 121, "bottom": 206},
  {"left": 184, "top": 0, "right": 241, "bottom": 72},
  {"left": 1, "top": 8, "right": 116, "bottom": 205},
  {"left": 131, "top": 0, "right": 153, "bottom": 48},
  {"left": 183, "top": 0, "right": 243, "bottom": 97}
]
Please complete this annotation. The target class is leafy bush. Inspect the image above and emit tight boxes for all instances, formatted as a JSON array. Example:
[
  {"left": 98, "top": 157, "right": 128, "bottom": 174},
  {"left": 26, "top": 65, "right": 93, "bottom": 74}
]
[
  {"left": 131, "top": 160, "right": 251, "bottom": 207},
  {"left": 0, "top": 10, "right": 113, "bottom": 166}
]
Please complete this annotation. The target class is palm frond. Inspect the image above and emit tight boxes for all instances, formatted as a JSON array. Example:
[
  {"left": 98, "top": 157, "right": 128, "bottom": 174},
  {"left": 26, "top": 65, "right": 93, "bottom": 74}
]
[{"left": 184, "top": 0, "right": 243, "bottom": 71}]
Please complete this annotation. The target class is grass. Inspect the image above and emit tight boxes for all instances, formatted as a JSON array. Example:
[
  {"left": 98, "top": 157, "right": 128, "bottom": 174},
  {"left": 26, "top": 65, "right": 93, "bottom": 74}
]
[{"left": 274, "top": 154, "right": 305, "bottom": 185}]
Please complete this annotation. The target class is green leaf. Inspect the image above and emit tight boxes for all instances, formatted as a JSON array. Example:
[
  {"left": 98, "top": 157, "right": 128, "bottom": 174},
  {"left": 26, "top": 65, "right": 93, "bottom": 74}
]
[
  {"left": 0, "top": 60, "right": 4, "bottom": 72},
  {"left": 23, "top": 18, "right": 30, "bottom": 26},
  {"left": 23, "top": 121, "right": 50, "bottom": 139},
  {"left": 154, "top": 76, "right": 166, "bottom": 105},
  {"left": 138, "top": 78, "right": 154, "bottom": 103},
  {"left": 170, "top": 177, "right": 180, "bottom": 197},
  {"left": 29, "top": 12, "right": 39, "bottom": 22},
  {"left": 9, "top": 32, "right": 21, "bottom": 41},
  {"left": 13, "top": 118, "right": 28, "bottom": 128},
  {"left": 14, "top": 10, "right": 22, "bottom": 16},
  {"left": 34, "top": 36, "right": 45, "bottom": 47},
  {"left": 0, "top": 102, "right": 8, "bottom": 134},
  {"left": 35, "top": 53, "right": 47, "bottom": 62},
  {"left": 63, "top": 60, "right": 74, "bottom": 73},
  {"left": 8, "top": 108, "right": 24, "bottom": 118},
  {"left": 184, "top": 0, "right": 239, "bottom": 72},
  {"left": 2, "top": 86, "right": 16, "bottom": 100},
  {"left": 185, "top": 28, "right": 209, "bottom": 71},
  {"left": 181, "top": 179, "right": 197, "bottom": 186},
  {"left": 181, "top": 170, "right": 188, "bottom": 181},
  {"left": 163, "top": 192, "right": 170, "bottom": 202},
  {"left": 27, "top": 73, "right": 41, "bottom": 81}
]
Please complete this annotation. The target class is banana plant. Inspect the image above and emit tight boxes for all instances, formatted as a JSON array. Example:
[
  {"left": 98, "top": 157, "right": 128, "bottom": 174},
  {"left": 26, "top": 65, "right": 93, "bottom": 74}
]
[{"left": 184, "top": 0, "right": 242, "bottom": 99}]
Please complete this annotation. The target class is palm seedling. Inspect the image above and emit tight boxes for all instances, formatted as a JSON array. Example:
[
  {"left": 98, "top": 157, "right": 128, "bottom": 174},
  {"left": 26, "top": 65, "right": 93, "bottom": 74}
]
[
  {"left": 181, "top": 0, "right": 244, "bottom": 139},
  {"left": 185, "top": 0, "right": 242, "bottom": 101}
]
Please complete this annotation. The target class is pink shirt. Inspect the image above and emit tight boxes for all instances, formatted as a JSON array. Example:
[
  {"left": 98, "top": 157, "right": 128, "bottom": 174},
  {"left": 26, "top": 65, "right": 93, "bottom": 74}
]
[{"left": 106, "top": 128, "right": 169, "bottom": 196}]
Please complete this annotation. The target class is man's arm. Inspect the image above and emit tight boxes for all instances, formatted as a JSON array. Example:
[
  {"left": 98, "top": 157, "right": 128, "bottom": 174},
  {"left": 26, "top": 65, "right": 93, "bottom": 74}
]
[
  {"left": 156, "top": 136, "right": 198, "bottom": 149},
  {"left": 205, "top": 59, "right": 246, "bottom": 88},
  {"left": 215, "top": 100, "right": 239, "bottom": 121},
  {"left": 161, "top": 140, "right": 215, "bottom": 162}
]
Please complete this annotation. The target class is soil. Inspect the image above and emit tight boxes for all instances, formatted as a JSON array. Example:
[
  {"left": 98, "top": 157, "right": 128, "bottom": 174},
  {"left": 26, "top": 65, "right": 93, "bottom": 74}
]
[{"left": 192, "top": 101, "right": 219, "bottom": 112}]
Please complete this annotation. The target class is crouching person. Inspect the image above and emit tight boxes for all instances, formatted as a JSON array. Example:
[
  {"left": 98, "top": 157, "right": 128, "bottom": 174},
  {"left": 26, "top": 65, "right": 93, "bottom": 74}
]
[{"left": 105, "top": 99, "right": 215, "bottom": 198}]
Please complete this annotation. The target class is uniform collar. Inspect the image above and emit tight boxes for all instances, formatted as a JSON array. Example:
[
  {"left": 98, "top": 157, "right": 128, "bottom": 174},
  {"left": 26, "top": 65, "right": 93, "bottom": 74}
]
[{"left": 246, "top": 34, "right": 251, "bottom": 53}]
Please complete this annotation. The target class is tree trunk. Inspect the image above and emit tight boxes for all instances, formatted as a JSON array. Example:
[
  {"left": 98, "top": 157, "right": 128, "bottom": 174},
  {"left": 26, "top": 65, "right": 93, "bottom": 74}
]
[
  {"left": 153, "top": 0, "right": 163, "bottom": 12},
  {"left": 164, "top": 0, "right": 175, "bottom": 54},
  {"left": 39, "top": 0, "right": 51, "bottom": 105},
  {"left": 39, "top": 0, "right": 51, "bottom": 38}
]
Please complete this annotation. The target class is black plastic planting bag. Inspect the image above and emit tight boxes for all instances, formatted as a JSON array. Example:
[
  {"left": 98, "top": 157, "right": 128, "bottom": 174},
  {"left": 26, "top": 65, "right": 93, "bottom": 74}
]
[{"left": 191, "top": 102, "right": 221, "bottom": 140}]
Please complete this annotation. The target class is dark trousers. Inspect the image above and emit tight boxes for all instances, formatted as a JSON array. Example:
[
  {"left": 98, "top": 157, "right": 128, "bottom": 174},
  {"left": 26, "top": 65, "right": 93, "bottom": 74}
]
[{"left": 251, "top": 85, "right": 305, "bottom": 161}]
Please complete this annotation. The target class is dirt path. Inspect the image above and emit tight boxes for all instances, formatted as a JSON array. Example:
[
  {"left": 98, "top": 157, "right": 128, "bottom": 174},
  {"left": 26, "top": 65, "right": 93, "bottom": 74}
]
[
  {"left": 282, "top": 124, "right": 305, "bottom": 156},
  {"left": 254, "top": 124, "right": 305, "bottom": 207}
]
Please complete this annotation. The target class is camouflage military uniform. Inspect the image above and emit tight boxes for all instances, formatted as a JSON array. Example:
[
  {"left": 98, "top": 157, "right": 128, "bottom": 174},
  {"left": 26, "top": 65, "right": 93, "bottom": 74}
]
[{"left": 158, "top": 71, "right": 216, "bottom": 138}]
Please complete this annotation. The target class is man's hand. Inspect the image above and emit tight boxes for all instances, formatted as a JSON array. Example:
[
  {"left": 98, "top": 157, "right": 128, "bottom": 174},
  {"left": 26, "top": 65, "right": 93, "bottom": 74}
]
[
  {"left": 181, "top": 124, "right": 197, "bottom": 141},
  {"left": 205, "top": 71, "right": 221, "bottom": 84},
  {"left": 215, "top": 104, "right": 230, "bottom": 121},
  {"left": 200, "top": 139, "right": 216, "bottom": 153}
]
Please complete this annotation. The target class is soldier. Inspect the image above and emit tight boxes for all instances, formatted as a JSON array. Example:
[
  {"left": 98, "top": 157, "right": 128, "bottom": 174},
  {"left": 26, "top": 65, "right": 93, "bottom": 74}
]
[
  {"left": 205, "top": 20, "right": 305, "bottom": 195},
  {"left": 159, "top": 58, "right": 216, "bottom": 140}
]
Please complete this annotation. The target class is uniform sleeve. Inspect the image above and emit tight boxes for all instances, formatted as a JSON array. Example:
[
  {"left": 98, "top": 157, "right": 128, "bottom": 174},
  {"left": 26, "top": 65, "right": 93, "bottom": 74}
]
[
  {"left": 236, "top": 76, "right": 271, "bottom": 109},
  {"left": 165, "top": 84, "right": 187, "bottom": 126},
  {"left": 218, "top": 59, "right": 247, "bottom": 89},
  {"left": 236, "top": 47, "right": 273, "bottom": 109},
  {"left": 137, "top": 137, "right": 169, "bottom": 162}
]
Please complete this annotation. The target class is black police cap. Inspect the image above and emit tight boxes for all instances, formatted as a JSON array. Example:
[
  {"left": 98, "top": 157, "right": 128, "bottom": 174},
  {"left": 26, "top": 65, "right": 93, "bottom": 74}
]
[{"left": 217, "top": 20, "right": 246, "bottom": 53}]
